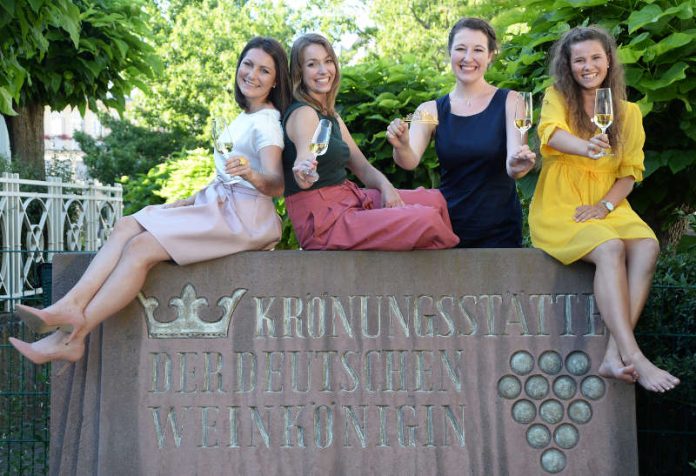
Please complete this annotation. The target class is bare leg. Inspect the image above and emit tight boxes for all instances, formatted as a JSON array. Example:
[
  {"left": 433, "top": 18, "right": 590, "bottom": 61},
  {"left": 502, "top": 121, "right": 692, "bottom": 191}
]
[
  {"left": 583, "top": 239, "right": 679, "bottom": 392},
  {"left": 601, "top": 238, "right": 660, "bottom": 380},
  {"left": 77, "top": 231, "right": 170, "bottom": 336},
  {"left": 15, "top": 217, "right": 146, "bottom": 336},
  {"left": 11, "top": 232, "right": 171, "bottom": 363},
  {"left": 585, "top": 240, "right": 637, "bottom": 383}
]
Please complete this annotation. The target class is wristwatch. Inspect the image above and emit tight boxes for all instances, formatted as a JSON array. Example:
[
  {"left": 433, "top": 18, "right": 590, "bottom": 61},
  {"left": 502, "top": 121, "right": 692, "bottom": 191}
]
[{"left": 600, "top": 200, "right": 615, "bottom": 212}]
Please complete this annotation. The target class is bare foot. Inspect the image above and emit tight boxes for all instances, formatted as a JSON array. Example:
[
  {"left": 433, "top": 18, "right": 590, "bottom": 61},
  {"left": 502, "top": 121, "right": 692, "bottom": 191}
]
[
  {"left": 9, "top": 331, "right": 85, "bottom": 365},
  {"left": 16, "top": 303, "right": 86, "bottom": 342},
  {"left": 598, "top": 359, "right": 638, "bottom": 384},
  {"left": 626, "top": 352, "right": 680, "bottom": 393}
]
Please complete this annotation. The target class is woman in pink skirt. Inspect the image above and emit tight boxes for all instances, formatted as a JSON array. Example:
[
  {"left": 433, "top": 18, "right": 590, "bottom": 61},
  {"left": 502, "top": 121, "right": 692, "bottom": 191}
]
[
  {"left": 10, "top": 37, "right": 291, "bottom": 364},
  {"left": 282, "top": 34, "right": 460, "bottom": 250}
]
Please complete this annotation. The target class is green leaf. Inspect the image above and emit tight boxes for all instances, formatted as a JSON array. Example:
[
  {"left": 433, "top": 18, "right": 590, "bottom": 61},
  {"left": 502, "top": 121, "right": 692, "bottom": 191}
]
[
  {"left": 628, "top": 32, "right": 651, "bottom": 46},
  {"left": 618, "top": 45, "right": 643, "bottom": 64},
  {"left": 649, "top": 32, "right": 693, "bottom": 58},
  {"left": 640, "top": 62, "right": 688, "bottom": 89},
  {"left": 636, "top": 95, "right": 653, "bottom": 116},
  {"left": 0, "top": 87, "right": 16, "bottom": 115},
  {"left": 667, "top": 151, "right": 695, "bottom": 174},
  {"left": 664, "top": 2, "right": 693, "bottom": 20},
  {"left": 624, "top": 66, "right": 644, "bottom": 87},
  {"left": 627, "top": 4, "right": 663, "bottom": 33},
  {"left": 0, "top": 0, "right": 15, "bottom": 17},
  {"left": 112, "top": 38, "right": 129, "bottom": 59},
  {"left": 77, "top": 57, "right": 103, "bottom": 78},
  {"left": 27, "top": 0, "right": 42, "bottom": 13},
  {"left": 560, "top": 0, "right": 608, "bottom": 6},
  {"left": 48, "top": 72, "right": 61, "bottom": 93},
  {"left": 642, "top": 152, "right": 662, "bottom": 179}
]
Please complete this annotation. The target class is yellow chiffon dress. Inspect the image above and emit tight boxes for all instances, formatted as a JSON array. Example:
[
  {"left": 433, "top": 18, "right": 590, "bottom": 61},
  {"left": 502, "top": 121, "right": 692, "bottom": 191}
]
[{"left": 529, "top": 87, "right": 657, "bottom": 265}]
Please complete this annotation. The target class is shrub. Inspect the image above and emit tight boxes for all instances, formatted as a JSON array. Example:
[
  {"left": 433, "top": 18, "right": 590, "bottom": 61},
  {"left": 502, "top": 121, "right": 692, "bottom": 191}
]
[{"left": 121, "top": 148, "right": 213, "bottom": 215}]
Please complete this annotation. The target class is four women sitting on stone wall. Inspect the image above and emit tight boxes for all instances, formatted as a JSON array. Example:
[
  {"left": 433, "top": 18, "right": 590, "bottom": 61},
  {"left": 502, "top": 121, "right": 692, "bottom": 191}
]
[{"left": 8, "top": 20, "right": 679, "bottom": 393}]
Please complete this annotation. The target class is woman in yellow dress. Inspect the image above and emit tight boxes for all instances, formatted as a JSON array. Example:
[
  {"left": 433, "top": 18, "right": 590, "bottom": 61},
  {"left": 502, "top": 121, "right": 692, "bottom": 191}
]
[{"left": 529, "top": 26, "right": 679, "bottom": 392}]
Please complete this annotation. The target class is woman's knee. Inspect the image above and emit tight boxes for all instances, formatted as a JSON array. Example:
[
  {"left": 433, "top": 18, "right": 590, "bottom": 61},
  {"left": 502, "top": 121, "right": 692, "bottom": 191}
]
[
  {"left": 591, "top": 239, "right": 626, "bottom": 262},
  {"left": 122, "top": 232, "right": 169, "bottom": 266},
  {"left": 401, "top": 189, "right": 446, "bottom": 209},
  {"left": 630, "top": 238, "right": 660, "bottom": 264},
  {"left": 112, "top": 216, "right": 143, "bottom": 238}
]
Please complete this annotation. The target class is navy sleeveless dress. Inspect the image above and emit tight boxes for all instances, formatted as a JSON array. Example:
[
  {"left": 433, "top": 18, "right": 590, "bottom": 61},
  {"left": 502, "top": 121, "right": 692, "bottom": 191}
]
[{"left": 434, "top": 89, "right": 522, "bottom": 247}]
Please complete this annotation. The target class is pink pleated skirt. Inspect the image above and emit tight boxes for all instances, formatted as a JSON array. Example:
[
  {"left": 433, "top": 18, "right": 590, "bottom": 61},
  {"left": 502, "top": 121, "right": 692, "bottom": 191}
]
[
  {"left": 285, "top": 180, "right": 459, "bottom": 251},
  {"left": 133, "top": 181, "right": 281, "bottom": 265}
]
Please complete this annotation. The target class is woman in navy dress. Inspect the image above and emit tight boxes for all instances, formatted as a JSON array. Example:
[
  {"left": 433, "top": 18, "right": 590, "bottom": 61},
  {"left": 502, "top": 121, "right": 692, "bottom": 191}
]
[{"left": 387, "top": 18, "right": 536, "bottom": 247}]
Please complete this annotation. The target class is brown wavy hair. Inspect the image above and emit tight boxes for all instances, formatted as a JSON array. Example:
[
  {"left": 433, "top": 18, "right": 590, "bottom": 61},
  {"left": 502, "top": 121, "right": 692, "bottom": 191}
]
[
  {"left": 289, "top": 33, "right": 340, "bottom": 116},
  {"left": 234, "top": 37, "right": 292, "bottom": 114},
  {"left": 549, "top": 25, "right": 626, "bottom": 152}
]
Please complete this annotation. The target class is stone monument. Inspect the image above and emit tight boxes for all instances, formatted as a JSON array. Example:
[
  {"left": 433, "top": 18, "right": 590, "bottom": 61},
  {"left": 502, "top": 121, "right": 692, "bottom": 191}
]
[{"left": 49, "top": 249, "right": 638, "bottom": 475}]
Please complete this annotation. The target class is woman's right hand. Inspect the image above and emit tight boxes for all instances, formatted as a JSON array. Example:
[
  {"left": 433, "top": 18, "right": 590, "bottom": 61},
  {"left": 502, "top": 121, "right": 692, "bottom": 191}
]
[
  {"left": 292, "top": 157, "right": 318, "bottom": 189},
  {"left": 587, "top": 133, "right": 611, "bottom": 159},
  {"left": 386, "top": 118, "right": 410, "bottom": 149}
]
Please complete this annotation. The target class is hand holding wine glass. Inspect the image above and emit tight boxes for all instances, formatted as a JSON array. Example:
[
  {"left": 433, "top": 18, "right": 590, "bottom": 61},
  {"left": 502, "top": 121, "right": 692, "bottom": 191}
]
[
  {"left": 303, "top": 119, "right": 332, "bottom": 184},
  {"left": 592, "top": 88, "right": 613, "bottom": 157},
  {"left": 514, "top": 92, "right": 533, "bottom": 140},
  {"left": 212, "top": 116, "right": 245, "bottom": 182}
]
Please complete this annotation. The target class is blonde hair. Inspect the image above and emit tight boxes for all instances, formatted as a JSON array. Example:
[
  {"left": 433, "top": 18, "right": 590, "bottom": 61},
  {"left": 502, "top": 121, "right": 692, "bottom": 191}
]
[{"left": 289, "top": 33, "right": 341, "bottom": 116}]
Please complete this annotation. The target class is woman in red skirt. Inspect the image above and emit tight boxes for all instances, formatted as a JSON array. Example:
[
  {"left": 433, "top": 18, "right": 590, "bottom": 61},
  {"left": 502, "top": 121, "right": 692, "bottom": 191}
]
[{"left": 282, "top": 33, "right": 460, "bottom": 251}]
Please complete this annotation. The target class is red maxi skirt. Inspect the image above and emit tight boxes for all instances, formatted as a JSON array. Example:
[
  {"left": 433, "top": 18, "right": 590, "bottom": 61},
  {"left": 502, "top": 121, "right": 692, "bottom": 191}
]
[{"left": 285, "top": 180, "right": 460, "bottom": 250}]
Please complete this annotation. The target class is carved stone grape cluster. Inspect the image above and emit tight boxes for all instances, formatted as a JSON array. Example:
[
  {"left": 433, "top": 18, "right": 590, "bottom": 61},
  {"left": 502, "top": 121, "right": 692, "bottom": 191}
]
[{"left": 497, "top": 350, "right": 606, "bottom": 474}]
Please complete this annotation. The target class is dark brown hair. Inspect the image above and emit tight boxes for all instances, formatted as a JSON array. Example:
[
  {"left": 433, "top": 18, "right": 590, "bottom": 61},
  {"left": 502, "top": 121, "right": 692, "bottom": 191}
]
[
  {"left": 448, "top": 17, "right": 498, "bottom": 55},
  {"left": 234, "top": 37, "right": 291, "bottom": 114},
  {"left": 289, "top": 33, "right": 340, "bottom": 116},
  {"left": 549, "top": 25, "right": 626, "bottom": 151}
]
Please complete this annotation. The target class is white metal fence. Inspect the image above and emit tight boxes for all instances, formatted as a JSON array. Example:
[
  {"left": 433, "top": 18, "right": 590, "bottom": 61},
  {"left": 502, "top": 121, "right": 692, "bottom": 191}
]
[{"left": 0, "top": 172, "right": 122, "bottom": 310}]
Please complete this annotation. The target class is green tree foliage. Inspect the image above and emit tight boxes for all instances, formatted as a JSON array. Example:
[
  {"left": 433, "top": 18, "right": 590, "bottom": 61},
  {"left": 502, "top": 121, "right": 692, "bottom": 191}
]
[
  {"left": 486, "top": 0, "right": 696, "bottom": 245},
  {"left": 17, "top": 0, "right": 159, "bottom": 115},
  {"left": 365, "top": 0, "right": 510, "bottom": 70},
  {"left": 0, "top": 0, "right": 80, "bottom": 115},
  {"left": 120, "top": 148, "right": 214, "bottom": 215},
  {"left": 74, "top": 114, "right": 196, "bottom": 185},
  {"left": 130, "top": 0, "right": 359, "bottom": 140},
  {"left": 1, "top": 0, "right": 159, "bottom": 175},
  {"left": 338, "top": 56, "right": 453, "bottom": 188}
]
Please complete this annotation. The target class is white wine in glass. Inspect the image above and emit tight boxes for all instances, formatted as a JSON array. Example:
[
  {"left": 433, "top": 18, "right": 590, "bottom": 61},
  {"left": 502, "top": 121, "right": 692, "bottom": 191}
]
[
  {"left": 211, "top": 117, "right": 233, "bottom": 155},
  {"left": 304, "top": 119, "right": 332, "bottom": 183},
  {"left": 593, "top": 88, "right": 613, "bottom": 157},
  {"left": 212, "top": 116, "right": 237, "bottom": 182},
  {"left": 514, "top": 92, "right": 533, "bottom": 140}
]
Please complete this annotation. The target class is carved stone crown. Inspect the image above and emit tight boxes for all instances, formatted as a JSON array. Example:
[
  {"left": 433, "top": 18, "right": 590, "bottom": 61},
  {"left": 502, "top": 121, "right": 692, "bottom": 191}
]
[{"left": 138, "top": 283, "right": 247, "bottom": 339}]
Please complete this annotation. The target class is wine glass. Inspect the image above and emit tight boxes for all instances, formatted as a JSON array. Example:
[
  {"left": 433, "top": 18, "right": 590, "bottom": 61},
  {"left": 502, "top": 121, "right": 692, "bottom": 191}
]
[
  {"left": 593, "top": 88, "right": 613, "bottom": 157},
  {"left": 304, "top": 119, "right": 332, "bottom": 183},
  {"left": 402, "top": 110, "right": 438, "bottom": 125},
  {"left": 211, "top": 117, "right": 237, "bottom": 182},
  {"left": 514, "top": 92, "right": 533, "bottom": 140},
  {"left": 211, "top": 117, "right": 233, "bottom": 155}
]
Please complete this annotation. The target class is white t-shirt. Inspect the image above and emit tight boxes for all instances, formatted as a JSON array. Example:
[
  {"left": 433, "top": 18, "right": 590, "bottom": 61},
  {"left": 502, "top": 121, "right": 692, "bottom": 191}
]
[{"left": 214, "top": 108, "right": 284, "bottom": 188}]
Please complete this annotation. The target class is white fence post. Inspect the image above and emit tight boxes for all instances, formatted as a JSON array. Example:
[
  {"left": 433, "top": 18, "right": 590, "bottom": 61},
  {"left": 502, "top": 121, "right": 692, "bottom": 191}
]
[
  {"left": 1, "top": 173, "right": 23, "bottom": 311},
  {"left": 47, "top": 176, "right": 63, "bottom": 262},
  {"left": 85, "top": 180, "right": 97, "bottom": 251}
]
